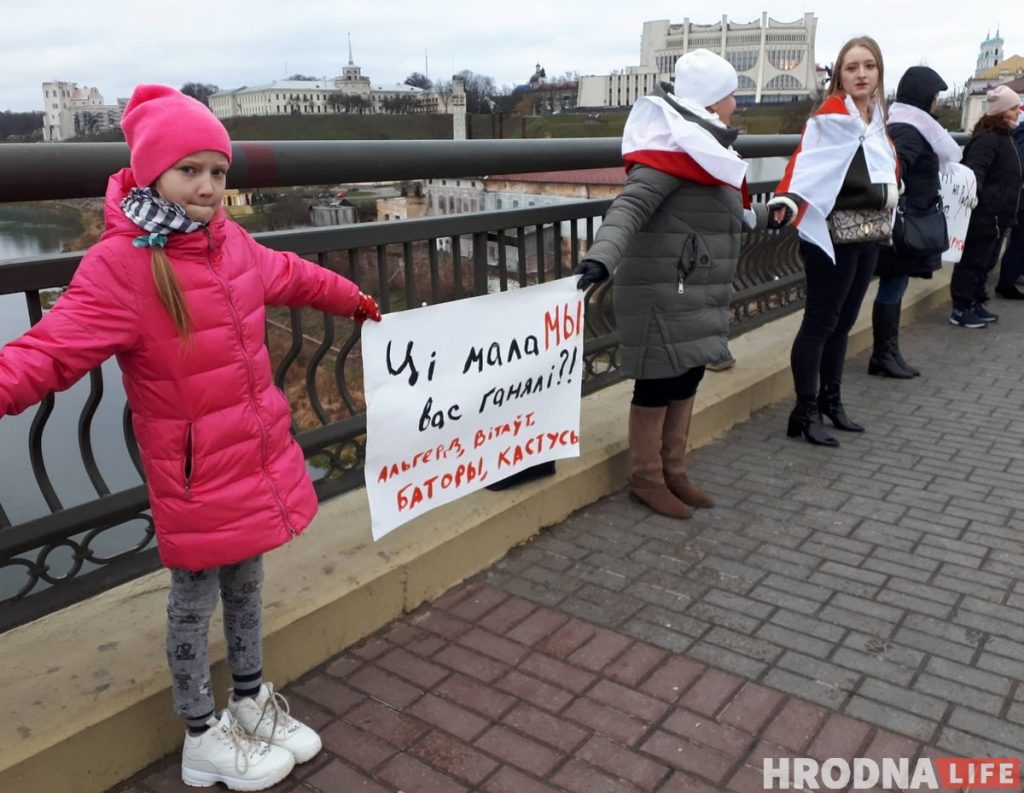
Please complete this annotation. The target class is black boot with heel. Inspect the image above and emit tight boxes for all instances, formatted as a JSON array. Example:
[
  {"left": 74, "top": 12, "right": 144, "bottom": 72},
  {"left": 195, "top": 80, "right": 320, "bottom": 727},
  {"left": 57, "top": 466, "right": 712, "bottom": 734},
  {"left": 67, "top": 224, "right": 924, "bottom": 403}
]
[
  {"left": 817, "top": 380, "right": 864, "bottom": 432},
  {"left": 787, "top": 396, "right": 839, "bottom": 447}
]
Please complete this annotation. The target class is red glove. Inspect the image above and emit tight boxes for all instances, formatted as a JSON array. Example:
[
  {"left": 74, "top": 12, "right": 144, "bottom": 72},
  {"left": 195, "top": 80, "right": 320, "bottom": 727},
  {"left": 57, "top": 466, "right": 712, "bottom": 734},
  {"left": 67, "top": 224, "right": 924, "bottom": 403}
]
[{"left": 353, "top": 292, "right": 381, "bottom": 325}]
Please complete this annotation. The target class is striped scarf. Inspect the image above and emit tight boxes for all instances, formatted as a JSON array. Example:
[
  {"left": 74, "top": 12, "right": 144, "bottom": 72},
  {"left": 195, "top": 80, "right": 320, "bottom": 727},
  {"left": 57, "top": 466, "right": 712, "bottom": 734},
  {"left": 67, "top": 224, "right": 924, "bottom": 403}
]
[{"left": 120, "top": 187, "right": 204, "bottom": 247}]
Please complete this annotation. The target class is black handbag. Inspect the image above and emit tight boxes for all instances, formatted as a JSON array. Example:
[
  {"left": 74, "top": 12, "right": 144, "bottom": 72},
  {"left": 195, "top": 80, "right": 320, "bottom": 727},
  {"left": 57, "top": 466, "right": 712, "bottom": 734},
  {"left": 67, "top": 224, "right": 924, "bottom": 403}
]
[{"left": 892, "top": 197, "right": 948, "bottom": 256}]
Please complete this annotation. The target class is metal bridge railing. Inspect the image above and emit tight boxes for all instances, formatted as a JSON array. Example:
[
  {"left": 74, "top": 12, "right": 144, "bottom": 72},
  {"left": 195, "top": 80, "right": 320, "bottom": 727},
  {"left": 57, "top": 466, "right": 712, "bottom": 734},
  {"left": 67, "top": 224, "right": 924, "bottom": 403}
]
[{"left": 0, "top": 137, "right": 802, "bottom": 631}]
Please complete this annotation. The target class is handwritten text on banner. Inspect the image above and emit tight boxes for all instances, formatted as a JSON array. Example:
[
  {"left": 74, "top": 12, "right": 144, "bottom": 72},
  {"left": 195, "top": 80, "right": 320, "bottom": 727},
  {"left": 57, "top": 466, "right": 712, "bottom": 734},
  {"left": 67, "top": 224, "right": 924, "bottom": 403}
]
[{"left": 361, "top": 278, "right": 584, "bottom": 539}]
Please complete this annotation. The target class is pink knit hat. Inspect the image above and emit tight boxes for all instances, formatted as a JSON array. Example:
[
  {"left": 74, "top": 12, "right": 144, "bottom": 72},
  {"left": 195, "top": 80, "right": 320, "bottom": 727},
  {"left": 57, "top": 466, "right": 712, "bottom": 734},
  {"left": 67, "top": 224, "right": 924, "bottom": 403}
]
[
  {"left": 120, "top": 84, "right": 232, "bottom": 187},
  {"left": 985, "top": 85, "right": 1022, "bottom": 116}
]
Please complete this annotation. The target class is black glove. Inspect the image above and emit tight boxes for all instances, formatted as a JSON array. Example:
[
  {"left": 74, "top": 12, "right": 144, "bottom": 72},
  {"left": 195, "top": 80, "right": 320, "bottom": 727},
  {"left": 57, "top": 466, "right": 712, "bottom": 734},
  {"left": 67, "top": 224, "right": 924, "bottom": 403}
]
[{"left": 572, "top": 259, "right": 609, "bottom": 290}]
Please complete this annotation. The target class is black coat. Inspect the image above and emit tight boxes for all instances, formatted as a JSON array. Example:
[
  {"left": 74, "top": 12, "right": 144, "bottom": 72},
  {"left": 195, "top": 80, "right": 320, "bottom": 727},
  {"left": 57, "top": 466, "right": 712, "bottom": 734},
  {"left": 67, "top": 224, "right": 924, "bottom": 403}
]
[
  {"left": 963, "top": 129, "right": 1022, "bottom": 240},
  {"left": 876, "top": 123, "right": 943, "bottom": 278}
]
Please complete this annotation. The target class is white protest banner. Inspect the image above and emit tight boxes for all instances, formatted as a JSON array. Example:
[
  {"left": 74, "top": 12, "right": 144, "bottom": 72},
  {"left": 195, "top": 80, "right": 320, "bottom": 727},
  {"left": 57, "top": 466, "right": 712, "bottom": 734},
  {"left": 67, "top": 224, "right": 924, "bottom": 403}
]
[
  {"left": 940, "top": 163, "right": 978, "bottom": 264},
  {"left": 361, "top": 277, "right": 583, "bottom": 540}
]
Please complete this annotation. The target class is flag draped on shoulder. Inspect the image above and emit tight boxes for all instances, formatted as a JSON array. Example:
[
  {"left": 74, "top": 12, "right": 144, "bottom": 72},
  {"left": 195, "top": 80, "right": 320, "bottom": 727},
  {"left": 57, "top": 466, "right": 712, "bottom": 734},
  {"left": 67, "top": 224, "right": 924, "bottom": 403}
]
[
  {"left": 621, "top": 95, "right": 749, "bottom": 190},
  {"left": 774, "top": 93, "right": 899, "bottom": 263}
]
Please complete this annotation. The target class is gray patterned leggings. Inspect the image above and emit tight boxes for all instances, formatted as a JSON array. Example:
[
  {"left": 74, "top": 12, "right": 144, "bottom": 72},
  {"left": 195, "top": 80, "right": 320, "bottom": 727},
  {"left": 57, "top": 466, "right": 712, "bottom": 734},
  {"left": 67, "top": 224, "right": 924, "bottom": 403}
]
[{"left": 166, "top": 556, "right": 263, "bottom": 722}]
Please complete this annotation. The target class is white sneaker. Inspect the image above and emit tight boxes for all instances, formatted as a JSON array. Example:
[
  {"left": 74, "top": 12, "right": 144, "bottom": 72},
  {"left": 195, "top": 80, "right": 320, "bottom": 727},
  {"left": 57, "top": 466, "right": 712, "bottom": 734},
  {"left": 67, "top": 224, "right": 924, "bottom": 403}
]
[
  {"left": 227, "top": 683, "right": 323, "bottom": 764},
  {"left": 181, "top": 710, "right": 295, "bottom": 791}
]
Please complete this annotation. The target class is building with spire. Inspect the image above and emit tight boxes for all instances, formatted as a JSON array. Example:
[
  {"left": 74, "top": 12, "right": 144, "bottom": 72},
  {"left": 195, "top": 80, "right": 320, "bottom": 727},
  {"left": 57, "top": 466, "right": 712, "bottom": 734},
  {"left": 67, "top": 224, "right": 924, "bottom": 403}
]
[
  {"left": 208, "top": 37, "right": 437, "bottom": 119},
  {"left": 976, "top": 29, "right": 1004, "bottom": 76},
  {"left": 962, "top": 29, "right": 1023, "bottom": 130}
]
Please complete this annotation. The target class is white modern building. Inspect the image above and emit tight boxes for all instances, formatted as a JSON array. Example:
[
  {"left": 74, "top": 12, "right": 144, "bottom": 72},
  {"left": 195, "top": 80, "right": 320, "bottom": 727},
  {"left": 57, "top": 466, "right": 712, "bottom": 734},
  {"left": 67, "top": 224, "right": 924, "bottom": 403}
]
[
  {"left": 578, "top": 12, "right": 818, "bottom": 108},
  {"left": 41, "top": 81, "right": 124, "bottom": 141}
]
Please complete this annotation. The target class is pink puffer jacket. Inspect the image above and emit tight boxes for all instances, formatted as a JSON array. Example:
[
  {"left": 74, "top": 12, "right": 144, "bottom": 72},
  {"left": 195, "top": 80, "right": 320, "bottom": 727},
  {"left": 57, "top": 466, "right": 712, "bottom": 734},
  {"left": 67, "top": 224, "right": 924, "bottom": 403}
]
[{"left": 0, "top": 169, "right": 360, "bottom": 571}]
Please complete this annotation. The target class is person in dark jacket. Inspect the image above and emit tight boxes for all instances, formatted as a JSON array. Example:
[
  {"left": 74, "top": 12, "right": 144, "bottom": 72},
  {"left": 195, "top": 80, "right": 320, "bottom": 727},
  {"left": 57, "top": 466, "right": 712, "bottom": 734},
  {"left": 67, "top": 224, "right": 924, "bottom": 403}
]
[
  {"left": 572, "top": 49, "right": 760, "bottom": 519},
  {"left": 994, "top": 108, "right": 1024, "bottom": 298},
  {"left": 950, "top": 85, "right": 1023, "bottom": 326},
  {"left": 870, "top": 67, "right": 960, "bottom": 377}
]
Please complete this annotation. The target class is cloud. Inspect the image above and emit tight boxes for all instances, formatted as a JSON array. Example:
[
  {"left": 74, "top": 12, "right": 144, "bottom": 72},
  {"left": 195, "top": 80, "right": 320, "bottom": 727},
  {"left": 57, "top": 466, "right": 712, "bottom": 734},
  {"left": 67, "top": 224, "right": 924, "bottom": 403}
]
[{"left": 2, "top": 0, "right": 1019, "bottom": 112}]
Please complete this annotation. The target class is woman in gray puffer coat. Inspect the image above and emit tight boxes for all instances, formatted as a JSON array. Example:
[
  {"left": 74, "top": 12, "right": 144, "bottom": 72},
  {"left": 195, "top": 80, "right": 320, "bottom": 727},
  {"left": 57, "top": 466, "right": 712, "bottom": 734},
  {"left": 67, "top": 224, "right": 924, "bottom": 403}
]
[{"left": 573, "top": 49, "right": 760, "bottom": 520}]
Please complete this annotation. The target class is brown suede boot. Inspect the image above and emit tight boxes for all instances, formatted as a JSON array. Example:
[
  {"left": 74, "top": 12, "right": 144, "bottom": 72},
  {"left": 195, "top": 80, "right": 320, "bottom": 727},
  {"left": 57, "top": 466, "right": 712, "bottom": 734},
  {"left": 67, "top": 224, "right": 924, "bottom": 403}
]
[
  {"left": 661, "top": 398, "right": 715, "bottom": 508},
  {"left": 628, "top": 405, "right": 693, "bottom": 519}
]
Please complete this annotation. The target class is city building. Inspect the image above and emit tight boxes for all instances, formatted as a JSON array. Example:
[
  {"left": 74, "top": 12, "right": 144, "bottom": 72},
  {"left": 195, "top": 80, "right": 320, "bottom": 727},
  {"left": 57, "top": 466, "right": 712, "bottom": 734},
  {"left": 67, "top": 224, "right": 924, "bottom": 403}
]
[
  {"left": 424, "top": 169, "right": 625, "bottom": 273},
  {"left": 962, "top": 31, "right": 1023, "bottom": 131},
  {"left": 209, "top": 40, "right": 437, "bottom": 119},
  {"left": 41, "top": 81, "right": 124, "bottom": 141},
  {"left": 577, "top": 12, "right": 818, "bottom": 108}
]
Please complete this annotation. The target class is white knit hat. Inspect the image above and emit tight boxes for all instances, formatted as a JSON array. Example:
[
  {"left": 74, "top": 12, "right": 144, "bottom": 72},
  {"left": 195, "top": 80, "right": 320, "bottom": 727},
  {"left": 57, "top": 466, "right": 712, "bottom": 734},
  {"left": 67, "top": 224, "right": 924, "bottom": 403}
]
[{"left": 674, "top": 49, "right": 738, "bottom": 108}]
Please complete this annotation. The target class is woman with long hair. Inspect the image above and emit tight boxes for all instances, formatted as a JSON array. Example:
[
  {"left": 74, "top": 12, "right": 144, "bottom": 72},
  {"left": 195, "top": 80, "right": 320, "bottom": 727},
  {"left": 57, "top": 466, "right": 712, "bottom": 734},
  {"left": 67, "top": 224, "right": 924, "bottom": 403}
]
[
  {"left": 766, "top": 36, "right": 899, "bottom": 447},
  {"left": 949, "top": 85, "right": 1022, "bottom": 326},
  {"left": 869, "top": 66, "right": 960, "bottom": 376}
]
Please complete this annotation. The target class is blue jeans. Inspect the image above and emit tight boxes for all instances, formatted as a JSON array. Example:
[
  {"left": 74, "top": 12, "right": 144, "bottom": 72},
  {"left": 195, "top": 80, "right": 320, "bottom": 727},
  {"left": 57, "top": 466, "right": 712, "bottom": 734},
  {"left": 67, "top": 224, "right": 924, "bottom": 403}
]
[{"left": 874, "top": 274, "right": 909, "bottom": 306}]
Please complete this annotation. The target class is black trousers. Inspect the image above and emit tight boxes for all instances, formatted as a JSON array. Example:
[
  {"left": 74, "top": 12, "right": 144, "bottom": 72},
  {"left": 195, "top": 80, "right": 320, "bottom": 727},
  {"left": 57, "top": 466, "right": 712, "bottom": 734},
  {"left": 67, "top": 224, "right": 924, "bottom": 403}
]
[
  {"left": 791, "top": 240, "right": 878, "bottom": 399},
  {"left": 996, "top": 227, "right": 1024, "bottom": 291},
  {"left": 632, "top": 366, "right": 706, "bottom": 407},
  {"left": 951, "top": 236, "right": 1001, "bottom": 308}
]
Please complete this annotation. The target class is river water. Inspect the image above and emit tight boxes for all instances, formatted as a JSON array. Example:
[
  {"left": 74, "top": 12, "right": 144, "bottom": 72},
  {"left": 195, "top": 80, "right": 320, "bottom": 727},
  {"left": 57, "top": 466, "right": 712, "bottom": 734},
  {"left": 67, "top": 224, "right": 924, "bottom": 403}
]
[{"left": 0, "top": 212, "right": 144, "bottom": 597}]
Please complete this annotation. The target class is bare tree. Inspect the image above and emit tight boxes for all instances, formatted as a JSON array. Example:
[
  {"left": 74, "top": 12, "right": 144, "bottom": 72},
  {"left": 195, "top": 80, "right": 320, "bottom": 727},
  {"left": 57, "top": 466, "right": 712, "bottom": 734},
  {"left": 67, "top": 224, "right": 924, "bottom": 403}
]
[
  {"left": 434, "top": 78, "right": 453, "bottom": 112},
  {"left": 404, "top": 72, "right": 432, "bottom": 90},
  {"left": 180, "top": 83, "right": 220, "bottom": 106}
]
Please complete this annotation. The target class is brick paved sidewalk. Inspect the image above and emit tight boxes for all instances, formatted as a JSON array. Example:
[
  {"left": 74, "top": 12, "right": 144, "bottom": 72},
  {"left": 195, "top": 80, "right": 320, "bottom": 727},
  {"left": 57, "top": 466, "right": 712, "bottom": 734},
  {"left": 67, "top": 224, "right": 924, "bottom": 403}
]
[{"left": 113, "top": 301, "right": 1024, "bottom": 793}]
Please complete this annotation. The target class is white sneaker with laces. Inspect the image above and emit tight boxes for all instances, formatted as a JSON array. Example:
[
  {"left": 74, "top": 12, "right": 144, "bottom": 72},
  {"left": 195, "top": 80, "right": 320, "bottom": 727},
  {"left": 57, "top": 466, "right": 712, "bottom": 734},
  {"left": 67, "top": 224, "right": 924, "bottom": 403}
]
[
  {"left": 228, "top": 682, "right": 323, "bottom": 763},
  {"left": 181, "top": 710, "right": 295, "bottom": 791}
]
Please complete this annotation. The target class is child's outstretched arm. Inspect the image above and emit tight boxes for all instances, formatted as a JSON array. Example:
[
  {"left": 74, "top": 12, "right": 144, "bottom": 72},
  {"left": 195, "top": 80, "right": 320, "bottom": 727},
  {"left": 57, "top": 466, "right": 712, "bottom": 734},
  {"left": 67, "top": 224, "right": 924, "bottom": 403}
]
[
  {"left": 0, "top": 252, "right": 139, "bottom": 417},
  {"left": 245, "top": 232, "right": 362, "bottom": 318}
]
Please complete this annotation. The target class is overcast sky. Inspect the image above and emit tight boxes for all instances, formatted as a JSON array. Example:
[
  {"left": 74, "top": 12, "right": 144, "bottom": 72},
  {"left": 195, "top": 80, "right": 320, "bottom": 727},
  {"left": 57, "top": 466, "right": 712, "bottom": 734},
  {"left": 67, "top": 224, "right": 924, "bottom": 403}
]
[{"left": 2, "top": 1, "right": 1019, "bottom": 112}]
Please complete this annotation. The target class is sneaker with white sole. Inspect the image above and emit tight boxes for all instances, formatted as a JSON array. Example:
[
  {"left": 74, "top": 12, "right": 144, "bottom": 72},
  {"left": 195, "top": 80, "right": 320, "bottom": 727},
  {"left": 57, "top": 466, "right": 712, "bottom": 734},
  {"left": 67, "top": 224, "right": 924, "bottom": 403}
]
[
  {"left": 227, "top": 683, "right": 323, "bottom": 763},
  {"left": 181, "top": 710, "right": 295, "bottom": 791}
]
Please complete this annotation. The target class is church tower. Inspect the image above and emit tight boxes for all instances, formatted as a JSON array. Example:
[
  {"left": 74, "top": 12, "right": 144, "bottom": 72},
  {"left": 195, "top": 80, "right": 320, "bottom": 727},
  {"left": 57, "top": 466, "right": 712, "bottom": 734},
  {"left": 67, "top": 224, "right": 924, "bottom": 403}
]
[{"left": 976, "top": 29, "right": 1004, "bottom": 76}]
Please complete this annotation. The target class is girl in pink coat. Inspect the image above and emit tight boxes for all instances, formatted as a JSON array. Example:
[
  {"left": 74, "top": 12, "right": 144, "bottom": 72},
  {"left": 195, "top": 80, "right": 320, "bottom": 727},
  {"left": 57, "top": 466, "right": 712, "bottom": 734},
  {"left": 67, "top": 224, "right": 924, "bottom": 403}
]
[{"left": 0, "top": 85, "right": 381, "bottom": 790}]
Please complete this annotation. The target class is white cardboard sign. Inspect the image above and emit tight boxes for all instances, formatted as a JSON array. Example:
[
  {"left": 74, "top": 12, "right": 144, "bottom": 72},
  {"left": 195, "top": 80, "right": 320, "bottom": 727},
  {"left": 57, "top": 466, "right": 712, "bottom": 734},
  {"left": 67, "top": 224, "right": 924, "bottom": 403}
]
[
  {"left": 940, "top": 163, "right": 978, "bottom": 264},
  {"left": 361, "top": 277, "right": 584, "bottom": 540}
]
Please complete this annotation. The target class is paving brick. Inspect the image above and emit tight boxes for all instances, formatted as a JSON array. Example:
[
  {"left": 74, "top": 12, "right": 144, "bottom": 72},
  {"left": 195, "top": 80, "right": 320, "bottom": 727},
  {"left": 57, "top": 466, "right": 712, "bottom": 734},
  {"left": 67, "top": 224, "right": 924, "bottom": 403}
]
[
  {"left": 347, "top": 664, "right": 425, "bottom": 709},
  {"left": 639, "top": 730, "right": 736, "bottom": 783},
  {"left": 806, "top": 713, "right": 873, "bottom": 761},
  {"left": 292, "top": 673, "right": 365, "bottom": 717},
  {"left": 494, "top": 669, "right": 574, "bottom": 713},
  {"left": 551, "top": 758, "right": 645, "bottom": 793},
  {"left": 406, "top": 693, "right": 491, "bottom": 742},
  {"left": 638, "top": 656, "right": 705, "bottom": 702},
  {"left": 413, "top": 609, "right": 474, "bottom": 641},
  {"left": 504, "top": 607, "right": 571, "bottom": 646},
  {"left": 662, "top": 707, "right": 756, "bottom": 756},
  {"left": 844, "top": 696, "right": 939, "bottom": 743},
  {"left": 409, "top": 731, "right": 500, "bottom": 786},
  {"left": 457, "top": 627, "right": 529, "bottom": 666},
  {"left": 678, "top": 668, "right": 745, "bottom": 717},
  {"left": 686, "top": 640, "right": 769, "bottom": 679},
  {"left": 345, "top": 699, "right": 429, "bottom": 748},
  {"left": 320, "top": 720, "right": 398, "bottom": 771},
  {"left": 765, "top": 700, "right": 827, "bottom": 758},
  {"left": 481, "top": 766, "right": 561, "bottom": 793},
  {"left": 657, "top": 770, "right": 728, "bottom": 793},
  {"left": 434, "top": 673, "right": 516, "bottom": 720},
  {"left": 376, "top": 752, "right": 469, "bottom": 793},
  {"left": 351, "top": 636, "right": 392, "bottom": 661},
  {"left": 587, "top": 678, "right": 670, "bottom": 723},
  {"left": 718, "top": 682, "right": 786, "bottom": 734},
  {"left": 564, "top": 697, "right": 650, "bottom": 745},
  {"left": 501, "top": 704, "right": 589, "bottom": 753},
  {"left": 433, "top": 644, "right": 510, "bottom": 683},
  {"left": 474, "top": 725, "right": 562, "bottom": 777},
  {"left": 324, "top": 654, "right": 364, "bottom": 679},
  {"left": 375, "top": 646, "right": 450, "bottom": 689},
  {"left": 447, "top": 585, "right": 509, "bottom": 622},
  {"left": 536, "top": 617, "right": 597, "bottom": 659},
  {"left": 305, "top": 759, "right": 391, "bottom": 793},
  {"left": 565, "top": 629, "right": 632, "bottom": 672},
  {"left": 575, "top": 734, "right": 670, "bottom": 791},
  {"left": 519, "top": 651, "right": 596, "bottom": 694}
]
